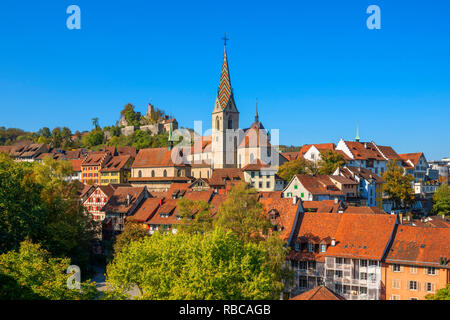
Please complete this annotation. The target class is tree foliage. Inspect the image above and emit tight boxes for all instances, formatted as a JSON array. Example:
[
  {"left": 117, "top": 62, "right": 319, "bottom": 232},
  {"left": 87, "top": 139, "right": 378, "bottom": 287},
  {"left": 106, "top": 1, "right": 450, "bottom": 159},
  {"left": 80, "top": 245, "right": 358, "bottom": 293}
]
[
  {"left": 0, "top": 155, "right": 97, "bottom": 271},
  {"left": 113, "top": 220, "right": 149, "bottom": 256},
  {"left": 105, "top": 229, "right": 283, "bottom": 300},
  {"left": 432, "top": 184, "right": 450, "bottom": 218},
  {"left": 426, "top": 283, "right": 450, "bottom": 300},
  {"left": 177, "top": 198, "right": 213, "bottom": 234},
  {"left": 214, "top": 182, "right": 271, "bottom": 244},
  {"left": 277, "top": 158, "right": 317, "bottom": 182},
  {"left": 382, "top": 160, "right": 415, "bottom": 210},
  {"left": 0, "top": 240, "right": 97, "bottom": 300},
  {"left": 317, "top": 150, "right": 347, "bottom": 175}
]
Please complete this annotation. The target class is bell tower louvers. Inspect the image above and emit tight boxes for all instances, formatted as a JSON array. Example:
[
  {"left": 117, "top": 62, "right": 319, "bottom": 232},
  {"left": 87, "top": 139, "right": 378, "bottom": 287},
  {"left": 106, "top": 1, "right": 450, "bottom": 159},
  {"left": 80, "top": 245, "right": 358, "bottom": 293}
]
[{"left": 211, "top": 35, "right": 240, "bottom": 169}]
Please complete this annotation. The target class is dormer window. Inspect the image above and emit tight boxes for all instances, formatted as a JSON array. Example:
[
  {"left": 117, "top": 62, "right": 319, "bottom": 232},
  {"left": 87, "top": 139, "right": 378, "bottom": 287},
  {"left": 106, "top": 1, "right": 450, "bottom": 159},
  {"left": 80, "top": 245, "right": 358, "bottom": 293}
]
[
  {"left": 308, "top": 242, "right": 314, "bottom": 253},
  {"left": 320, "top": 244, "right": 327, "bottom": 253},
  {"left": 294, "top": 242, "right": 300, "bottom": 251}
]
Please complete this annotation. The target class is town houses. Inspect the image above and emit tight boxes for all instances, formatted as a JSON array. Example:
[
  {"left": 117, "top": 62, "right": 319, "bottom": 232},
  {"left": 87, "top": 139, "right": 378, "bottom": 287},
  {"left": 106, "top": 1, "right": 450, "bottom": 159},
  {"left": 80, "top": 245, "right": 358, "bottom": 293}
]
[{"left": 0, "top": 40, "right": 448, "bottom": 301}]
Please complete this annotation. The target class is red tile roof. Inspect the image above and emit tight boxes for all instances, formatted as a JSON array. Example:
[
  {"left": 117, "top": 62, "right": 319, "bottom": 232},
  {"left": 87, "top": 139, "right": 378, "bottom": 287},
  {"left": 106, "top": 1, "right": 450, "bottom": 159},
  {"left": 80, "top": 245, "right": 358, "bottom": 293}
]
[
  {"left": 128, "top": 198, "right": 162, "bottom": 223},
  {"left": 294, "top": 175, "right": 344, "bottom": 196},
  {"left": 102, "top": 186, "right": 147, "bottom": 214},
  {"left": 101, "top": 155, "right": 131, "bottom": 172},
  {"left": 398, "top": 153, "right": 424, "bottom": 168},
  {"left": 290, "top": 286, "right": 345, "bottom": 300},
  {"left": 385, "top": 225, "right": 450, "bottom": 268},
  {"left": 260, "top": 198, "right": 300, "bottom": 241},
  {"left": 71, "top": 159, "right": 83, "bottom": 172},
  {"left": 132, "top": 147, "right": 187, "bottom": 168},
  {"left": 326, "top": 214, "right": 397, "bottom": 260},
  {"left": 209, "top": 168, "right": 244, "bottom": 187},
  {"left": 344, "top": 141, "right": 385, "bottom": 160}
]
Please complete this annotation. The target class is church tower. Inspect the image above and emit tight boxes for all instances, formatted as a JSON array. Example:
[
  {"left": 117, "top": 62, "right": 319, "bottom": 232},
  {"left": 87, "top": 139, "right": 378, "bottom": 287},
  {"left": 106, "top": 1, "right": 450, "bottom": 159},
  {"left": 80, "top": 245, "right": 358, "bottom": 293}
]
[{"left": 211, "top": 34, "right": 240, "bottom": 169}]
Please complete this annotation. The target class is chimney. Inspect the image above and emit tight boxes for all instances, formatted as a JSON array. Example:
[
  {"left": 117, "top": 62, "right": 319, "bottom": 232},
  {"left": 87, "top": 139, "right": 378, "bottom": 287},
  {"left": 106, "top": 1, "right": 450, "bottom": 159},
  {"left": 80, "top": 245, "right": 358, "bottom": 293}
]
[{"left": 331, "top": 238, "right": 336, "bottom": 247}]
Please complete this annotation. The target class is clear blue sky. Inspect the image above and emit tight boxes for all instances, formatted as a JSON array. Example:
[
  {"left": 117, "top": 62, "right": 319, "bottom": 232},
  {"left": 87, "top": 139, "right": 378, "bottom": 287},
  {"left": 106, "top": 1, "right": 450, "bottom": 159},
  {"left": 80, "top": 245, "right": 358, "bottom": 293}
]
[{"left": 0, "top": 0, "right": 449, "bottom": 160}]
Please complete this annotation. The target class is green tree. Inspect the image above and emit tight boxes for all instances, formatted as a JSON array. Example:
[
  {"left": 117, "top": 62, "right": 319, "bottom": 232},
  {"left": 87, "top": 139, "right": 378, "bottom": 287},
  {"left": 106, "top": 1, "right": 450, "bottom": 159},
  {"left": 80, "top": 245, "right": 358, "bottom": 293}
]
[
  {"left": 82, "top": 129, "right": 104, "bottom": 148},
  {"left": 382, "top": 159, "right": 415, "bottom": 211},
  {"left": 432, "top": 184, "right": 450, "bottom": 218},
  {"left": 0, "top": 240, "right": 98, "bottom": 300},
  {"left": 317, "top": 150, "right": 347, "bottom": 175},
  {"left": 277, "top": 158, "right": 316, "bottom": 183},
  {"left": 0, "top": 155, "right": 97, "bottom": 271},
  {"left": 105, "top": 229, "right": 283, "bottom": 300},
  {"left": 91, "top": 117, "right": 100, "bottom": 130},
  {"left": 178, "top": 198, "right": 213, "bottom": 234},
  {"left": 113, "top": 220, "right": 149, "bottom": 255},
  {"left": 214, "top": 182, "right": 271, "bottom": 244},
  {"left": 120, "top": 103, "right": 141, "bottom": 126},
  {"left": 426, "top": 283, "right": 450, "bottom": 300}
]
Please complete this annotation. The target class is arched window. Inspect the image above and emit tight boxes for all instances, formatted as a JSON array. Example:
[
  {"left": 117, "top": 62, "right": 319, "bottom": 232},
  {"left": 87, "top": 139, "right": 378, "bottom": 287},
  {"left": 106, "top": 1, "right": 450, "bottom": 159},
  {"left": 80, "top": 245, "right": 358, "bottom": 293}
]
[
  {"left": 138, "top": 170, "right": 142, "bottom": 178},
  {"left": 163, "top": 170, "right": 167, "bottom": 177},
  {"left": 151, "top": 170, "right": 155, "bottom": 177},
  {"left": 228, "top": 118, "right": 233, "bottom": 129},
  {"left": 177, "top": 170, "right": 181, "bottom": 177},
  {"left": 216, "top": 116, "right": 220, "bottom": 130}
]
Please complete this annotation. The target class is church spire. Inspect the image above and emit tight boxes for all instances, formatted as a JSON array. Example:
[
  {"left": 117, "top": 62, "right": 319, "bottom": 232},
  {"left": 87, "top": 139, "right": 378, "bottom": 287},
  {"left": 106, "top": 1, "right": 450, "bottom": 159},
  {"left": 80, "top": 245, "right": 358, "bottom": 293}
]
[
  {"left": 255, "top": 98, "right": 259, "bottom": 123},
  {"left": 355, "top": 124, "right": 360, "bottom": 142},
  {"left": 218, "top": 33, "right": 232, "bottom": 110}
]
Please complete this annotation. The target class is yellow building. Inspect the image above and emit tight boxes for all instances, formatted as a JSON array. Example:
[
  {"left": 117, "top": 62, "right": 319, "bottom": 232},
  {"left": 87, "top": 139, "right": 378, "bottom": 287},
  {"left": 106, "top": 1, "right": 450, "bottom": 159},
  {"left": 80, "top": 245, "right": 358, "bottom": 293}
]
[{"left": 100, "top": 155, "right": 133, "bottom": 185}]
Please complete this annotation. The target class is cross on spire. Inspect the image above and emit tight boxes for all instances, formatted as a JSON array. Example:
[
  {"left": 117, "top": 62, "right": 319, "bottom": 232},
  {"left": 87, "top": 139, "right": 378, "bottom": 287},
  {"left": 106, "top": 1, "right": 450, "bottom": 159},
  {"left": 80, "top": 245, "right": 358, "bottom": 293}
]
[{"left": 222, "top": 32, "right": 229, "bottom": 47}]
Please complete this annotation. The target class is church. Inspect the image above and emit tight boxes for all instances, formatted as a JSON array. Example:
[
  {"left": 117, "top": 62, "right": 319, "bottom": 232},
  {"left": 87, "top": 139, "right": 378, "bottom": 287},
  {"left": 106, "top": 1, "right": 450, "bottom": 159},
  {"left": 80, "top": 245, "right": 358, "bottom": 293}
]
[{"left": 185, "top": 38, "right": 287, "bottom": 174}]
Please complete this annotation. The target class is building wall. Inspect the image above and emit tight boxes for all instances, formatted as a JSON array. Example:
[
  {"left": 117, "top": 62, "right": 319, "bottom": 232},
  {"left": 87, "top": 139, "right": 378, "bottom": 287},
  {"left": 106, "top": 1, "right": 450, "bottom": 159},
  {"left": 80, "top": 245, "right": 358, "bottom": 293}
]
[
  {"left": 382, "top": 263, "right": 450, "bottom": 300},
  {"left": 243, "top": 170, "right": 279, "bottom": 191},
  {"left": 132, "top": 166, "right": 190, "bottom": 179}
]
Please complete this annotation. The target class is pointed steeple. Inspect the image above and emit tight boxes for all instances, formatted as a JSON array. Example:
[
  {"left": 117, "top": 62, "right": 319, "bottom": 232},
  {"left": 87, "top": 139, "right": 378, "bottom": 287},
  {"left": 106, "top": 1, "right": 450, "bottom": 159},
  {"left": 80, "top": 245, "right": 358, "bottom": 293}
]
[
  {"left": 217, "top": 33, "right": 233, "bottom": 110},
  {"left": 355, "top": 124, "right": 360, "bottom": 142},
  {"left": 255, "top": 98, "right": 259, "bottom": 123}
]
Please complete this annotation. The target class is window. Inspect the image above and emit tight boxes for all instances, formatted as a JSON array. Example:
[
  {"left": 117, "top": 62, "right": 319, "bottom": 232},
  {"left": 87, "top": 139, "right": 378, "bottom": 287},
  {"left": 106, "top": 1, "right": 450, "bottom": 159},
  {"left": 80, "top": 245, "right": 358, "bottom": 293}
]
[
  {"left": 369, "top": 260, "right": 378, "bottom": 267},
  {"left": 409, "top": 297, "right": 418, "bottom": 300},
  {"left": 228, "top": 118, "right": 232, "bottom": 129},
  {"left": 308, "top": 242, "right": 314, "bottom": 253},
  {"left": 393, "top": 264, "right": 402, "bottom": 272},
  {"left": 299, "top": 276, "right": 307, "bottom": 288},
  {"left": 299, "top": 261, "right": 307, "bottom": 270},
  {"left": 409, "top": 281, "right": 418, "bottom": 291},
  {"left": 300, "top": 192, "right": 304, "bottom": 198},
  {"left": 294, "top": 242, "right": 300, "bottom": 251},
  {"left": 251, "top": 172, "right": 255, "bottom": 178},
  {"left": 336, "top": 258, "right": 343, "bottom": 265},
  {"left": 138, "top": 170, "right": 142, "bottom": 178},
  {"left": 392, "top": 295, "right": 400, "bottom": 300},
  {"left": 410, "top": 266, "right": 417, "bottom": 274},
  {"left": 360, "top": 260, "right": 368, "bottom": 267},
  {"left": 320, "top": 244, "right": 326, "bottom": 253},
  {"left": 392, "top": 279, "right": 401, "bottom": 289},
  {"left": 360, "top": 287, "right": 367, "bottom": 295},
  {"left": 335, "top": 270, "right": 343, "bottom": 278},
  {"left": 151, "top": 170, "right": 155, "bottom": 177},
  {"left": 163, "top": 170, "right": 167, "bottom": 177},
  {"left": 266, "top": 181, "right": 270, "bottom": 188},
  {"left": 426, "top": 267, "right": 436, "bottom": 275},
  {"left": 259, "top": 182, "right": 262, "bottom": 188},
  {"left": 360, "top": 273, "right": 367, "bottom": 280},
  {"left": 426, "top": 282, "right": 435, "bottom": 292},
  {"left": 294, "top": 185, "right": 298, "bottom": 190}
]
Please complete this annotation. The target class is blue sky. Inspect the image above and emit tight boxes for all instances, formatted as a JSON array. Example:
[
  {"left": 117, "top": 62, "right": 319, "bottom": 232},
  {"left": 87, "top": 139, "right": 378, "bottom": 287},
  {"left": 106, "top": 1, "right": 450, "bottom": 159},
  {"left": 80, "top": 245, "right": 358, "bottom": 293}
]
[{"left": 0, "top": 0, "right": 449, "bottom": 160}]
